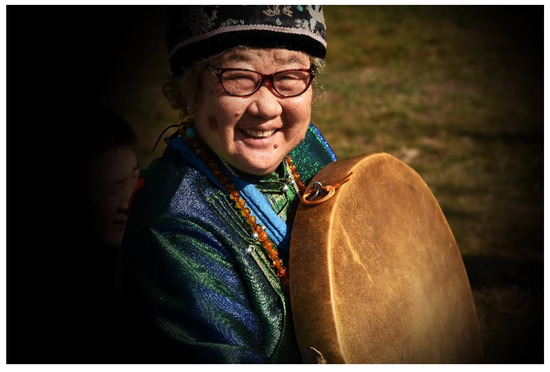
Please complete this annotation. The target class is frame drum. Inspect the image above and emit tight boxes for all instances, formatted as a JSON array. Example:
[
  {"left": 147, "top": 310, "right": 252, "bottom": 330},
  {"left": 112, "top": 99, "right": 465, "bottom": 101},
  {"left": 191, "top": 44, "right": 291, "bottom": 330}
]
[{"left": 289, "top": 153, "right": 483, "bottom": 363}]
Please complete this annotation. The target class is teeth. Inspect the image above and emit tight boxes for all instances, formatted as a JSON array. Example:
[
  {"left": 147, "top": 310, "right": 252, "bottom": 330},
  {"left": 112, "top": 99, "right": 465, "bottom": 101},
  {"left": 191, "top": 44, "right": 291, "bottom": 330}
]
[{"left": 242, "top": 129, "right": 276, "bottom": 138}]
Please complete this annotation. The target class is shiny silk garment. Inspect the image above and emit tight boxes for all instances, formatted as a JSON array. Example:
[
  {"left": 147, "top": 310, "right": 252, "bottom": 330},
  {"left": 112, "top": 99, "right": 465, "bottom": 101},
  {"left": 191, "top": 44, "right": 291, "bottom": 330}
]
[{"left": 115, "top": 124, "right": 336, "bottom": 363}]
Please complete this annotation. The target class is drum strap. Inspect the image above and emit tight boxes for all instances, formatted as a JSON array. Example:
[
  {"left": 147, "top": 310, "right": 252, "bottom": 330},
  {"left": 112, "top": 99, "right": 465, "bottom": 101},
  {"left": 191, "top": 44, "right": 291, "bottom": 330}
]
[{"left": 301, "top": 172, "right": 353, "bottom": 205}]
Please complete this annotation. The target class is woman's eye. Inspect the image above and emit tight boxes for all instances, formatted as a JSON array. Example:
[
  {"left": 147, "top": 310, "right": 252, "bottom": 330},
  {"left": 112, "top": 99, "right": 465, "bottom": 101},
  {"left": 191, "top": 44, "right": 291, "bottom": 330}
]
[{"left": 225, "top": 72, "right": 256, "bottom": 82}]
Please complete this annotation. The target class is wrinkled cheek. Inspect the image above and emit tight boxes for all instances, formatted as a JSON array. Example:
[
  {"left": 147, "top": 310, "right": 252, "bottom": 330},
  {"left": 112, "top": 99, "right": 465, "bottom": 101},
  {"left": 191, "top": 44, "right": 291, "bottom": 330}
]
[
  {"left": 290, "top": 120, "right": 310, "bottom": 143},
  {"left": 207, "top": 115, "right": 219, "bottom": 132}
]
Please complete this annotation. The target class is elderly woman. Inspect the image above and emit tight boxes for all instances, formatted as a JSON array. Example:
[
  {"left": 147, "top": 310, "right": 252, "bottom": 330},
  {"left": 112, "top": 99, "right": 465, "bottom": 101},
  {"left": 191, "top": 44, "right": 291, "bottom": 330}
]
[{"left": 116, "top": 5, "right": 336, "bottom": 363}]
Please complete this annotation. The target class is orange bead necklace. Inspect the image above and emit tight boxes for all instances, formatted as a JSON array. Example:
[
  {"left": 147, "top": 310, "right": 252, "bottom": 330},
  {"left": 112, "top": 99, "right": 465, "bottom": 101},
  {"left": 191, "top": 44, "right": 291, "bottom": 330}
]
[{"left": 180, "top": 122, "right": 306, "bottom": 285}]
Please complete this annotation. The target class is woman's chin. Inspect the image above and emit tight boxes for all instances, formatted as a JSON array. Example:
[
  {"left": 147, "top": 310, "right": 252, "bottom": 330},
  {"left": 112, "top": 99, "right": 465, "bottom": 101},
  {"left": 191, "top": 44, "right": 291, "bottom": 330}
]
[{"left": 233, "top": 156, "right": 283, "bottom": 176}]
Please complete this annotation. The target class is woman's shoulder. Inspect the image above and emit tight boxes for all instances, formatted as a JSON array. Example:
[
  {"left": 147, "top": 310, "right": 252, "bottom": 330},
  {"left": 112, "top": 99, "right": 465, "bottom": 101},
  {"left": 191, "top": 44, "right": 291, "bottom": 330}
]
[
  {"left": 131, "top": 146, "right": 222, "bottom": 221},
  {"left": 289, "top": 123, "right": 337, "bottom": 183}
]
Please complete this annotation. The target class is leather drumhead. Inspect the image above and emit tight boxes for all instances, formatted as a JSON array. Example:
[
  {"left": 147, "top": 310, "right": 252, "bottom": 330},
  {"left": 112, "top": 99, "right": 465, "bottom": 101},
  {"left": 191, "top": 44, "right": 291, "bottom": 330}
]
[{"left": 289, "top": 153, "right": 483, "bottom": 363}]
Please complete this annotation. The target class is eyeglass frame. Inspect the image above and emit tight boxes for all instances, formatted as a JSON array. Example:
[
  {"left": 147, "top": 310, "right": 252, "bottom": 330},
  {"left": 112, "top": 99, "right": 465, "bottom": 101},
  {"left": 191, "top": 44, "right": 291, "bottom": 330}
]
[{"left": 207, "top": 65, "right": 316, "bottom": 98}]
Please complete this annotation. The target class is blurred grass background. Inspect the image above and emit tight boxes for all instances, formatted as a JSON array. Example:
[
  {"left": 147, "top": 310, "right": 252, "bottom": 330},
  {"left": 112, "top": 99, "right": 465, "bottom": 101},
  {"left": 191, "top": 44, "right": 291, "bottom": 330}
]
[{"left": 10, "top": 5, "right": 543, "bottom": 363}]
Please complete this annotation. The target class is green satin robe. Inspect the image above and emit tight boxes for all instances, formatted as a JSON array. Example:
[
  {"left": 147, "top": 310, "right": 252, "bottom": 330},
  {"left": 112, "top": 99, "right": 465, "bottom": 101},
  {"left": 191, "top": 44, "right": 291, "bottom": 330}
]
[{"left": 115, "top": 124, "right": 336, "bottom": 363}]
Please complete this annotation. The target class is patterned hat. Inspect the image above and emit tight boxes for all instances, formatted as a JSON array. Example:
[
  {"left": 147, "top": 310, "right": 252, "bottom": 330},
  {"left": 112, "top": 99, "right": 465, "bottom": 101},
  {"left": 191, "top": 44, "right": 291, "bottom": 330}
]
[{"left": 166, "top": 5, "right": 327, "bottom": 75}]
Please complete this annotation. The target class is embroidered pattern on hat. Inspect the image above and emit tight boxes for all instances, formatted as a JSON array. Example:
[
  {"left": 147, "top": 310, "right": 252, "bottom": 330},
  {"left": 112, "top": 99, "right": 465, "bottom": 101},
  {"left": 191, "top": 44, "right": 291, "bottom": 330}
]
[{"left": 168, "top": 5, "right": 327, "bottom": 57}]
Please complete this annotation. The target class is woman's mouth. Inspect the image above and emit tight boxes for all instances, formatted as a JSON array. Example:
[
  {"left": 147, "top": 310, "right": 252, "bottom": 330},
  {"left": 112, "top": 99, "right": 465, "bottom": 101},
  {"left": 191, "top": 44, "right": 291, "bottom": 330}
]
[{"left": 241, "top": 128, "right": 277, "bottom": 138}]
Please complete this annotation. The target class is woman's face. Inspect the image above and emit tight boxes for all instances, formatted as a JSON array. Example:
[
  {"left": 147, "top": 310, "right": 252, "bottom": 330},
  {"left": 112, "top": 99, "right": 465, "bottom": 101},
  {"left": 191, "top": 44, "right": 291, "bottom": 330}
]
[
  {"left": 86, "top": 147, "right": 140, "bottom": 247},
  {"left": 190, "top": 48, "right": 313, "bottom": 176}
]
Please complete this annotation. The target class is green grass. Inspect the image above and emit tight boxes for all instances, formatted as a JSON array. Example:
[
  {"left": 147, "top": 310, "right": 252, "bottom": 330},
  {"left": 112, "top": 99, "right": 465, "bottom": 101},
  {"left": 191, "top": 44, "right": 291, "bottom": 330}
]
[
  {"left": 317, "top": 6, "right": 544, "bottom": 363},
  {"left": 100, "top": 5, "right": 544, "bottom": 363}
]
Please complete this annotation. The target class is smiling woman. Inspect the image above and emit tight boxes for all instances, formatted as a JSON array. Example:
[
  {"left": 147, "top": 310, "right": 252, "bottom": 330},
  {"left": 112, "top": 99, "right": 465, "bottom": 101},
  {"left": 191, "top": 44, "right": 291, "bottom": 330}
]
[
  {"left": 163, "top": 47, "right": 326, "bottom": 175},
  {"left": 190, "top": 48, "right": 315, "bottom": 175},
  {"left": 114, "top": 5, "right": 336, "bottom": 363}
]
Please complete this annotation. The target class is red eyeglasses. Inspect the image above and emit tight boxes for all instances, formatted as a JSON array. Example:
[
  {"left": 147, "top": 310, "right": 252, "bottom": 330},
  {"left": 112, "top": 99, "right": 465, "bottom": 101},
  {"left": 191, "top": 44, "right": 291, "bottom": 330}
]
[{"left": 208, "top": 65, "right": 316, "bottom": 97}]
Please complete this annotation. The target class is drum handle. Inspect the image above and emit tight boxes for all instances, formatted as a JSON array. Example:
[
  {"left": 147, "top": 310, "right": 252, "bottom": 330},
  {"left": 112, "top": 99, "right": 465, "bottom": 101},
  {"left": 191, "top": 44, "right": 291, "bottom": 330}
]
[{"left": 301, "top": 172, "right": 353, "bottom": 205}]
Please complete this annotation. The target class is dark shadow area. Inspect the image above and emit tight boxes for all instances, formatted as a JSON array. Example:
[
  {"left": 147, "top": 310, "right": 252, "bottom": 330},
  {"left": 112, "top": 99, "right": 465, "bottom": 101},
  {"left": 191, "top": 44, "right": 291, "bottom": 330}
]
[
  {"left": 463, "top": 255, "right": 544, "bottom": 363},
  {"left": 463, "top": 254, "right": 543, "bottom": 290},
  {"left": 6, "top": 5, "right": 161, "bottom": 363}
]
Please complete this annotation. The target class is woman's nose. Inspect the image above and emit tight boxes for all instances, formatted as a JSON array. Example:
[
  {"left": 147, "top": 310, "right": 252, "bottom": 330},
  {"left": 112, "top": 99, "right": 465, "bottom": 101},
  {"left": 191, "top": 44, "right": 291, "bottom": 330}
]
[
  {"left": 247, "top": 81, "right": 283, "bottom": 118},
  {"left": 119, "top": 196, "right": 130, "bottom": 212},
  {"left": 119, "top": 182, "right": 137, "bottom": 212}
]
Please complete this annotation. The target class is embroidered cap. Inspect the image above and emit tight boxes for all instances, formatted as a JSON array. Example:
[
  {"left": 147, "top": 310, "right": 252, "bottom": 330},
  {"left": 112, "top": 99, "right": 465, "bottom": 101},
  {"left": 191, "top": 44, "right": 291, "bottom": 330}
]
[{"left": 166, "top": 5, "right": 327, "bottom": 75}]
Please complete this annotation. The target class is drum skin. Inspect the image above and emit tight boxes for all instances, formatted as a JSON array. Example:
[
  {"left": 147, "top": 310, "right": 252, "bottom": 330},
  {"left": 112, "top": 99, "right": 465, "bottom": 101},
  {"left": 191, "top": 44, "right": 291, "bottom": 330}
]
[{"left": 289, "top": 153, "right": 484, "bottom": 363}]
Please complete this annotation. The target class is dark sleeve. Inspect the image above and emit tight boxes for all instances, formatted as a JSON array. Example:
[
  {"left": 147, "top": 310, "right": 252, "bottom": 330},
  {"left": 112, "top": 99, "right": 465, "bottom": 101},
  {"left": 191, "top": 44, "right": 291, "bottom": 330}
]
[{"left": 115, "top": 215, "right": 269, "bottom": 363}]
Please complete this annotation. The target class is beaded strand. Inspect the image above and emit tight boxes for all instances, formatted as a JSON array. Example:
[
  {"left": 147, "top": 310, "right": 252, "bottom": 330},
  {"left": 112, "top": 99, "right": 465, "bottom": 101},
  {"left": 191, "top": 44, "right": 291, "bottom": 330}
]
[
  {"left": 285, "top": 156, "right": 306, "bottom": 197},
  {"left": 179, "top": 121, "right": 306, "bottom": 285}
]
